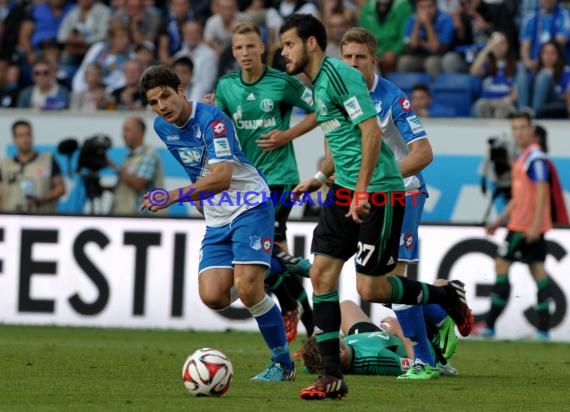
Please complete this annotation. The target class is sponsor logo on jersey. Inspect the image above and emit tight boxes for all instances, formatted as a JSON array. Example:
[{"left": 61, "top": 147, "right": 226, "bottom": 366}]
[
  {"left": 247, "top": 93, "right": 256, "bottom": 101},
  {"left": 260, "top": 99, "right": 274, "bottom": 112},
  {"left": 211, "top": 120, "right": 226, "bottom": 137},
  {"left": 344, "top": 96, "right": 363, "bottom": 120},
  {"left": 213, "top": 138, "right": 231, "bottom": 157},
  {"left": 399, "top": 97, "right": 412, "bottom": 112},
  {"left": 301, "top": 87, "right": 313, "bottom": 105},
  {"left": 404, "top": 233, "right": 414, "bottom": 249},
  {"left": 177, "top": 147, "right": 204, "bottom": 166},
  {"left": 166, "top": 135, "right": 179, "bottom": 141},
  {"left": 262, "top": 236, "right": 272, "bottom": 253},
  {"left": 320, "top": 119, "right": 341, "bottom": 134},
  {"left": 406, "top": 115, "right": 425, "bottom": 134},
  {"left": 235, "top": 117, "right": 277, "bottom": 130}
]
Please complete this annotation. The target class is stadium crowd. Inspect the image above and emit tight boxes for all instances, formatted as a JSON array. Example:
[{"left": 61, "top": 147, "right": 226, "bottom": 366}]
[{"left": 0, "top": 0, "right": 569, "bottom": 118}]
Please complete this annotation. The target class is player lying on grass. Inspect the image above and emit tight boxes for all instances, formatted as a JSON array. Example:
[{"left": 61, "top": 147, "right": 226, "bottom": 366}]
[{"left": 302, "top": 299, "right": 460, "bottom": 379}]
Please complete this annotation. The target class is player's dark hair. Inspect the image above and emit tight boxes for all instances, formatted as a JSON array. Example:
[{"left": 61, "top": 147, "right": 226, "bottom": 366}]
[
  {"left": 12, "top": 119, "right": 32, "bottom": 134},
  {"left": 302, "top": 336, "right": 324, "bottom": 374},
  {"left": 139, "top": 65, "right": 181, "bottom": 99},
  {"left": 511, "top": 111, "right": 533, "bottom": 124},
  {"left": 279, "top": 14, "right": 327, "bottom": 52},
  {"left": 340, "top": 27, "right": 376, "bottom": 57}
]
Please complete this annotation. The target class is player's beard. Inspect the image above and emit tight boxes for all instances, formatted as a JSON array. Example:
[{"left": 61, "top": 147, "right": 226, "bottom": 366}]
[{"left": 286, "top": 45, "right": 310, "bottom": 76}]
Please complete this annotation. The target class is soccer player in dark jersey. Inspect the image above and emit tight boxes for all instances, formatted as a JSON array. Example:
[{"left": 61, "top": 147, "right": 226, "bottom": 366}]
[
  {"left": 139, "top": 65, "right": 295, "bottom": 382},
  {"left": 303, "top": 300, "right": 415, "bottom": 377},
  {"left": 213, "top": 21, "right": 318, "bottom": 342},
  {"left": 279, "top": 14, "right": 473, "bottom": 400},
  {"left": 340, "top": 27, "right": 459, "bottom": 379}
]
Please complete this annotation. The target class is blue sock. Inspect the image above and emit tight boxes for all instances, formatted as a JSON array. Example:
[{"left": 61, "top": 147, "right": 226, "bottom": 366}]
[
  {"left": 249, "top": 295, "right": 293, "bottom": 369},
  {"left": 423, "top": 304, "right": 447, "bottom": 326},
  {"left": 270, "top": 256, "right": 285, "bottom": 277},
  {"left": 393, "top": 305, "right": 435, "bottom": 367}
]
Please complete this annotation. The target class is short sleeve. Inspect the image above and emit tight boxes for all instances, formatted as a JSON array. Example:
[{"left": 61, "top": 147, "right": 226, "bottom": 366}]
[{"left": 203, "top": 115, "right": 236, "bottom": 164}]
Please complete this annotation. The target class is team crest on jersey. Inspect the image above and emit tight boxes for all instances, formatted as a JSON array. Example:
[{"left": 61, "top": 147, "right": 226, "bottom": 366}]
[
  {"left": 210, "top": 120, "right": 226, "bottom": 137},
  {"left": 344, "top": 96, "right": 363, "bottom": 120},
  {"left": 301, "top": 87, "right": 313, "bottom": 105},
  {"left": 260, "top": 99, "right": 274, "bottom": 112},
  {"left": 249, "top": 236, "right": 261, "bottom": 251},
  {"left": 399, "top": 97, "right": 413, "bottom": 112},
  {"left": 374, "top": 100, "right": 382, "bottom": 114}
]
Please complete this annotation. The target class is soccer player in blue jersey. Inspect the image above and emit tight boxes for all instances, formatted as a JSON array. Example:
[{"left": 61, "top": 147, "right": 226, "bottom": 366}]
[
  {"left": 138, "top": 65, "right": 295, "bottom": 382},
  {"left": 340, "top": 28, "right": 461, "bottom": 379}
]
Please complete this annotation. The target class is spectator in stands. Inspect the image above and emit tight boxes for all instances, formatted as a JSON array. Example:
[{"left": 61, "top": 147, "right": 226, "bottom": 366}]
[
  {"left": 18, "top": 0, "right": 73, "bottom": 65},
  {"left": 110, "top": 58, "right": 146, "bottom": 110},
  {"left": 172, "top": 55, "right": 194, "bottom": 98},
  {"left": 325, "top": 12, "right": 350, "bottom": 59},
  {"left": 243, "top": 0, "right": 283, "bottom": 49},
  {"left": 397, "top": 0, "right": 467, "bottom": 78},
  {"left": 173, "top": 19, "right": 219, "bottom": 101},
  {"left": 113, "top": 0, "right": 162, "bottom": 45},
  {"left": 57, "top": 0, "right": 112, "bottom": 70},
  {"left": 135, "top": 40, "right": 158, "bottom": 67},
  {"left": 69, "top": 62, "right": 113, "bottom": 111},
  {"left": 524, "top": 41, "right": 570, "bottom": 118},
  {"left": 321, "top": 0, "right": 358, "bottom": 25},
  {"left": 516, "top": 0, "right": 570, "bottom": 111},
  {"left": 0, "top": 119, "right": 66, "bottom": 213},
  {"left": 359, "top": 0, "right": 413, "bottom": 74},
  {"left": 72, "top": 19, "right": 136, "bottom": 94},
  {"left": 16, "top": 58, "right": 70, "bottom": 110},
  {"left": 470, "top": 31, "right": 517, "bottom": 118},
  {"left": 411, "top": 83, "right": 457, "bottom": 117},
  {"left": 157, "top": 0, "right": 194, "bottom": 66},
  {"left": 203, "top": 0, "right": 250, "bottom": 55},
  {"left": 278, "top": 0, "right": 320, "bottom": 19},
  {"left": 108, "top": 116, "right": 164, "bottom": 215},
  {"left": 0, "top": 57, "right": 20, "bottom": 108}
]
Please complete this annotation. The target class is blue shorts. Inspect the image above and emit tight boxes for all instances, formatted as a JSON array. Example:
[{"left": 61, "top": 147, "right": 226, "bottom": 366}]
[
  {"left": 398, "top": 193, "right": 426, "bottom": 262},
  {"left": 199, "top": 201, "right": 275, "bottom": 274}
]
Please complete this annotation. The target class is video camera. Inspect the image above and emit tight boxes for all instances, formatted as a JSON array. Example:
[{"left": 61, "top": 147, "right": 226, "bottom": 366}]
[
  {"left": 487, "top": 136, "right": 511, "bottom": 181},
  {"left": 58, "top": 134, "right": 113, "bottom": 202}
]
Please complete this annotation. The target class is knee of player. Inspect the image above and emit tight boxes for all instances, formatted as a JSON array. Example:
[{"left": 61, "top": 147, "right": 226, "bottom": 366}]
[
  {"left": 199, "top": 289, "right": 231, "bottom": 310},
  {"left": 356, "top": 276, "right": 391, "bottom": 302}
]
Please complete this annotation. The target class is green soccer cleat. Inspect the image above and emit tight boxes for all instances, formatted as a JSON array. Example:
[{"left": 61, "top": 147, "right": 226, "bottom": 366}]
[
  {"left": 398, "top": 361, "right": 440, "bottom": 380},
  {"left": 438, "top": 316, "right": 459, "bottom": 359}
]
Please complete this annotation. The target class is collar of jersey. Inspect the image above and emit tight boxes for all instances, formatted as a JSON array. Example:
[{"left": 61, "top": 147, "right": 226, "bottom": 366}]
[{"left": 240, "top": 65, "right": 267, "bottom": 87}]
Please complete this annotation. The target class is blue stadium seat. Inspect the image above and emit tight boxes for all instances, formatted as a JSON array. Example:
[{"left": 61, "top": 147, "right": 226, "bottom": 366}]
[
  {"left": 430, "top": 73, "right": 480, "bottom": 117},
  {"left": 384, "top": 72, "right": 432, "bottom": 96}
]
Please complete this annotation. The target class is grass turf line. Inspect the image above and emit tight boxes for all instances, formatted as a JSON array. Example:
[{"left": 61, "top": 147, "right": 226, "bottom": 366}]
[{"left": 0, "top": 325, "right": 568, "bottom": 412}]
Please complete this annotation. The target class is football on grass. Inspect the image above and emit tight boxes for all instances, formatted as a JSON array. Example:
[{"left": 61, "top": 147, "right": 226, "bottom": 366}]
[{"left": 182, "top": 348, "right": 233, "bottom": 396}]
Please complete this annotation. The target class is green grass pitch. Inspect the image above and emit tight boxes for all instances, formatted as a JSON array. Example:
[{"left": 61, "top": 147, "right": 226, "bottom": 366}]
[{"left": 1, "top": 325, "right": 568, "bottom": 412}]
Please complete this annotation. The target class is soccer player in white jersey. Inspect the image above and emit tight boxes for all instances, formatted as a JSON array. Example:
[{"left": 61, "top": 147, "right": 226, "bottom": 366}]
[
  {"left": 139, "top": 65, "right": 295, "bottom": 382},
  {"left": 340, "top": 27, "right": 464, "bottom": 379}
]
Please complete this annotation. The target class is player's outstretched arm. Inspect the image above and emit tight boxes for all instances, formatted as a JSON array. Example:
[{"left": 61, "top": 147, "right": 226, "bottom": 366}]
[{"left": 257, "top": 113, "right": 318, "bottom": 151}]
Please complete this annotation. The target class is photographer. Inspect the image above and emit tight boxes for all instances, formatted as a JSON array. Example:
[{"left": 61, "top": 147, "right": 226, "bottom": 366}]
[
  {"left": 0, "top": 119, "right": 65, "bottom": 212},
  {"left": 480, "top": 134, "right": 513, "bottom": 222},
  {"left": 107, "top": 116, "right": 164, "bottom": 215}
]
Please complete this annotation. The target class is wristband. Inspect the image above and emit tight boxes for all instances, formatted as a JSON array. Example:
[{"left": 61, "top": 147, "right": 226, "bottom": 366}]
[{"left": 313, "top": 171, "right": 327, "bottom": 184}]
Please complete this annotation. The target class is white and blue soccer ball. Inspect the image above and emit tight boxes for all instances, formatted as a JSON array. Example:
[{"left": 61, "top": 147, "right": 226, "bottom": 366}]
[{"left": 182, "top": 348, "right": 233, "bottom": 397}]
